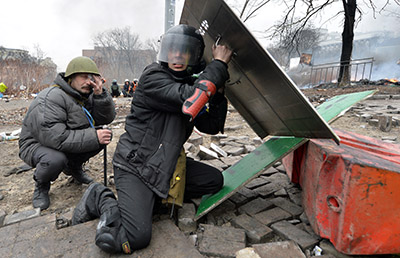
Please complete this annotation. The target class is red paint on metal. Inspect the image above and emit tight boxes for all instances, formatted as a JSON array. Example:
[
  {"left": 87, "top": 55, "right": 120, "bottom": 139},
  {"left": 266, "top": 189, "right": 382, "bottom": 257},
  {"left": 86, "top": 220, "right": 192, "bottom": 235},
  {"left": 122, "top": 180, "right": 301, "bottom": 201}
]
[
  {"left": 282, "top": 143, "right": 307, "bottom": 184},
  {"left": 284, "top": 128, "right": 400, "bottom": 254}
]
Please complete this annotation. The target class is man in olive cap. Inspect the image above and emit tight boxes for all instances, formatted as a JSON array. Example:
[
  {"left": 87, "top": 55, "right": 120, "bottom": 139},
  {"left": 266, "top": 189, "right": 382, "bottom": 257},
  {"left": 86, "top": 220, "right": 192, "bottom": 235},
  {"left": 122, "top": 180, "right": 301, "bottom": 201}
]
[{"left": 19, "top": 56, "right": 116, "bottom": 210}]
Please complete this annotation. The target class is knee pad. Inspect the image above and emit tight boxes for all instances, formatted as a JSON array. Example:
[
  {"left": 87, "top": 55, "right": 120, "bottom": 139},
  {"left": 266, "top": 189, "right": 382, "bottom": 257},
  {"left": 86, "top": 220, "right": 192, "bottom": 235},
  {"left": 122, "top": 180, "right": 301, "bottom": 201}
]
[
  {"left": 95, "top": 226, "right": 122, "bottom": 253},
  {"left": 95, "top": 207, "right": 132, "bottom": 254}
]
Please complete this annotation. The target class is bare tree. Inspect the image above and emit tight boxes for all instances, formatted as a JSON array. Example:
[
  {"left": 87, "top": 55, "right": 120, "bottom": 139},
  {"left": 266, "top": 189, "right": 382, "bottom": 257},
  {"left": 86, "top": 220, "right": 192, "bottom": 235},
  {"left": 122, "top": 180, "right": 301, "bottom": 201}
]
[
  {"left": 237, "top": 0, "right": 400, "bottom": 86},
  {"left": 271, "top": 24, "right": 321, "bottom": 67},
  {"left": 33, "top": 44, "right": 46, "bottom": 63},
  {"left": 144, "top": 38, "right": 160, "bottom": 59},
  {"left": 270, "top": 0, "right": 356, "bottom": 86},
  {"left": 231, "top": 0, "right": 271, "bottom": 22},
  {"left": 137, "top": 37, "right": 160, "bottom": 75},
  {"left": 92, "top": 27, "right": 142, "bottom": 81},
  {"left": 338, "top": 0, "right": 356, "bottom": 86},
  {"left": 115, "top": 28, "right": 142, "bottom": 76}
]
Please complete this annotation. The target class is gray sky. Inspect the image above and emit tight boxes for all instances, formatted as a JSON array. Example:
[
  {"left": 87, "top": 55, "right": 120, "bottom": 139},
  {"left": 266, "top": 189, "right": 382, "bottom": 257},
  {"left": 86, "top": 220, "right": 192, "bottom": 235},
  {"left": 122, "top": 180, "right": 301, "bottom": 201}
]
[
  {"left": 1, "top": 0, "right": 399, "bottom": 72},
  {"left": 1, "top": 0, "right": 174, "bottom": 71}
]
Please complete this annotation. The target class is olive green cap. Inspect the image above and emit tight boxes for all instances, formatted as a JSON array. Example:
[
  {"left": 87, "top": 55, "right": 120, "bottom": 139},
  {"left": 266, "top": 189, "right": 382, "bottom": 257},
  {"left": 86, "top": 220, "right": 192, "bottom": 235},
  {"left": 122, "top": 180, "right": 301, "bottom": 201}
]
[{"left": 65, "top": 56, "right": 100, "bottom": 77}]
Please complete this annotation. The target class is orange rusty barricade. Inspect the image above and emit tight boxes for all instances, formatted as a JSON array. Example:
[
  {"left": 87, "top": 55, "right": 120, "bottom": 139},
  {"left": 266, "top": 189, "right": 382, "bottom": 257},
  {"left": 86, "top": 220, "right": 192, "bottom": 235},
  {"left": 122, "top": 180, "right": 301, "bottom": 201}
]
[{"left": 283, "top": 128, "right": 400, "bottom": 255}]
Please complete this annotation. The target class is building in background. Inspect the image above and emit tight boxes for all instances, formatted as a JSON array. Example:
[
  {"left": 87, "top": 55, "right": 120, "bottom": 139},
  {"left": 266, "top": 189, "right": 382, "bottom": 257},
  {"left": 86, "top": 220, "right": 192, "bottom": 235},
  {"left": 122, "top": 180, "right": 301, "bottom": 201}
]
[
  {"left": 82, "top": 46, "right": 156, "bottom": 84},
  {"left": 0, "top": 47, "right": 57, "bottom": 96}
]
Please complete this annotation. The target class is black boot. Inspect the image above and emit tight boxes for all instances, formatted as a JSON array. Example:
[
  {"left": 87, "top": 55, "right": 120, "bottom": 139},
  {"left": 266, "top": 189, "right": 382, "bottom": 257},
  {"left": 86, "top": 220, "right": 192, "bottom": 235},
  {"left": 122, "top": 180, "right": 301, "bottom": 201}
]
[
  {"left": 32, "top": 181, "right": 50, "bottom": 210},
  {"left": 71, "top": 182, "right": 116, "bottom": 225},
  {"left": 95, "top": 206, "right": 131, "bottom": 254},
  {"left": 72, "top": 169, "right": 93, "bottom": 184},
  {"left": 64, "top": 166, "right": 93, "bottom": 184}
]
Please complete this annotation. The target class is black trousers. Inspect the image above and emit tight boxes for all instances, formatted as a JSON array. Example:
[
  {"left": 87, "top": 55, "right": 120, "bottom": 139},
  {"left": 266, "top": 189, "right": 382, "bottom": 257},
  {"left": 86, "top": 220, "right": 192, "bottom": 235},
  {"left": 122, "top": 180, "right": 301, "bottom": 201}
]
[
  {"left": 111, "top": 90, "right": 120, "bottom": 97},
  {"left": 112, "top": 158, "right": 223, "bottom": 251},
  {"left": 31, "top": 145, "right": 102, "bottom": 184}
]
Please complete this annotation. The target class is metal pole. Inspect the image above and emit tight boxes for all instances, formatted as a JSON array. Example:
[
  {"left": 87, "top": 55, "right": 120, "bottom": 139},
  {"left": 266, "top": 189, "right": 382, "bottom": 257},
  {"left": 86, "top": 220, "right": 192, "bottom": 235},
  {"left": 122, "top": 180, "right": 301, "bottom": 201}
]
[
  {"left": 361, "top": 63, "right": 366, "bottom": 80},
  {"left": 354, "top": 63, "right": 359, "bottom": 81},
  {"left": 324, "top": 67, "right": 328, "bottom": 84},
  {"left": 104, "top": 146, "right": 107, "bottom": 186},
  {"left": 310, "top": 68, "right": 314, "bottom": 87},
  {"left": 164, "top": 0, "right": 176, "bottom": 33},
  {"left": 369, "top": 61, "right": 374, "bottom": 85}
]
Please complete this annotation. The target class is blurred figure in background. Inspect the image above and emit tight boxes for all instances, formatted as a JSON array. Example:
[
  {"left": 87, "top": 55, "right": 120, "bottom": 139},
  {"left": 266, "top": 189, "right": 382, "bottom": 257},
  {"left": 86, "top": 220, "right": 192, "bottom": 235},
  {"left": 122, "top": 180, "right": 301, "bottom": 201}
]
[{"left": 110, "top": 79, "right": 120, "bottom": 97}]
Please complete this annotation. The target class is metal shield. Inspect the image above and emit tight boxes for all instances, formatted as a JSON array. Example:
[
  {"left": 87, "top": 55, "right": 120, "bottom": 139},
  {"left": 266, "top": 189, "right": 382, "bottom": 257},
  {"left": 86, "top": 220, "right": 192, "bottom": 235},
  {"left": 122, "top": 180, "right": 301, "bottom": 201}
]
[{"left": 180, "top": 0, "right": 339, "bottom": 143}]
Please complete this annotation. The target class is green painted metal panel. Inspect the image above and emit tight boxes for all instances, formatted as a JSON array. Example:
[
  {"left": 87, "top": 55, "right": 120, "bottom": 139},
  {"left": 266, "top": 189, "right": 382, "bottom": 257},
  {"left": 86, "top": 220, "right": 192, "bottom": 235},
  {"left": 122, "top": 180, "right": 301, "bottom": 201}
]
[
  {"left": 316, "top": 90, "right": 376, "bottom": 123},
  {"left": 194, "top": 90, "right": 376, "bottom": 220},
  {"left": 195, "top": 137, "right": 307, "bottom": 219}
]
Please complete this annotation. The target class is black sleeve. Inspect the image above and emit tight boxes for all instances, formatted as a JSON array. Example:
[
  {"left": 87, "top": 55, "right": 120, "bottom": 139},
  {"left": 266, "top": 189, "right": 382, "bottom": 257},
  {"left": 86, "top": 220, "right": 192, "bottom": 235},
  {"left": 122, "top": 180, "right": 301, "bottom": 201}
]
[
  {"left": 195, "top": 60, "right": 229, "bottom": 89},
  {"left": 88, "top": 88, "right": 116, "bottom": 125},
  {"left": 194, "top": 91, "right": 228, "bottom": 134},
  {"left": 138, "top": 61, "right": 229, "bottom": 115},
  {"left": 136, "top": 64, "right": 197, "bottom": 113}
]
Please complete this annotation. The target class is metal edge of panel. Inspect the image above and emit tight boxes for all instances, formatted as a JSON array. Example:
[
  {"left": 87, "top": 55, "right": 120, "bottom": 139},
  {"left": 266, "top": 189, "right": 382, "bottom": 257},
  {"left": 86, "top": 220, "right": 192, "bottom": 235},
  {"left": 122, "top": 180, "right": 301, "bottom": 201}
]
[{"left": 326, "top": 90, "right": 377, "bottom": 124}]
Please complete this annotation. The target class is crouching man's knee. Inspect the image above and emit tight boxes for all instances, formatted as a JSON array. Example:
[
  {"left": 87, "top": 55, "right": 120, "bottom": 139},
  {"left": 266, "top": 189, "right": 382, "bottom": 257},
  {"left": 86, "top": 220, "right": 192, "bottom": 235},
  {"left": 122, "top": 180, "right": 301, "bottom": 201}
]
[
  {"left": 95, "top": 206, "right": 152, "bottom": 254},
  {"left": 96, "top": 226, "right": 152, "bottom": 254},
  {"left": 94, "top": 206, "right": 128, "bottom": 254}
]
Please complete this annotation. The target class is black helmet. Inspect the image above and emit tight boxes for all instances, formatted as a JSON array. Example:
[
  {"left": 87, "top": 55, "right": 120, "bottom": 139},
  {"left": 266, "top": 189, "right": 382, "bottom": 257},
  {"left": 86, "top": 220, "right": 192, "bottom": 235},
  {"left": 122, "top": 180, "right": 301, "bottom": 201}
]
[{"left": 158, "top": 24, "right": 205, "bottom": 67}]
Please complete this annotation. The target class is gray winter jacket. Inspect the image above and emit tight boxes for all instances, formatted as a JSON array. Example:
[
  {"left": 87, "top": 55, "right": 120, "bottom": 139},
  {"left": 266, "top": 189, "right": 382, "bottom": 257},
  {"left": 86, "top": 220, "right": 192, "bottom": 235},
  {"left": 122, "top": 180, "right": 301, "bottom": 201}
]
[{"left": 19, "top": 73, "right": 116, "bottom": 166}]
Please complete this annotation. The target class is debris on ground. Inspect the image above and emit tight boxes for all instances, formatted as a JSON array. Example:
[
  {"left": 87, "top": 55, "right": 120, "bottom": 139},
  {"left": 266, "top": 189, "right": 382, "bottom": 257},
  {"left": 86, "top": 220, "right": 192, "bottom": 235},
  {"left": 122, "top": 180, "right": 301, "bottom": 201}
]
[{"left": 0, "top": 84, "right": 399, "bottom": 257}]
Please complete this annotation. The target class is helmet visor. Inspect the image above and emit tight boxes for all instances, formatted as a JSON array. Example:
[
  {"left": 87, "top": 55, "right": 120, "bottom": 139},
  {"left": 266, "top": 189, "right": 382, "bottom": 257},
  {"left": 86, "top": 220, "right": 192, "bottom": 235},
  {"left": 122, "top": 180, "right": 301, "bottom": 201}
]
[{"left": 157, "top": 34, "right": 203, "bottom": 66}]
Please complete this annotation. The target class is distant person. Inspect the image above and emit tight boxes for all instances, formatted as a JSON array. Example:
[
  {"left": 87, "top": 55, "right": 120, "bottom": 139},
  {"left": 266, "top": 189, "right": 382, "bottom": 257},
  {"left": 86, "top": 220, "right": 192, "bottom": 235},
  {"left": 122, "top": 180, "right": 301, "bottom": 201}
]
[
  {"left": 110, "top": 79, "right": 120, "bottom": 97},
  {"left": 71, "top": 24, "right": 232, "bottom": 254},
  {"left": 129, "top": 78, "right": 138, "bottom": 96},
  {"left": 18, "top": 56, "right": 115, "bottom": 210},
  {"left": 122, "top": 79, "right": 130, "bottom": 97}
]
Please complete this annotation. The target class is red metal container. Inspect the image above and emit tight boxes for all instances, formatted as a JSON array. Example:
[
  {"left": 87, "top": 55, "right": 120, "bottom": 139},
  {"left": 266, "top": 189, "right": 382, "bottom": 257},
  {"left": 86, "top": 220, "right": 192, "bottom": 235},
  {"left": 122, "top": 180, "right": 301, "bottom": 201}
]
[{"left": 283, "top": 128, "right": 400, "bottom": 255}]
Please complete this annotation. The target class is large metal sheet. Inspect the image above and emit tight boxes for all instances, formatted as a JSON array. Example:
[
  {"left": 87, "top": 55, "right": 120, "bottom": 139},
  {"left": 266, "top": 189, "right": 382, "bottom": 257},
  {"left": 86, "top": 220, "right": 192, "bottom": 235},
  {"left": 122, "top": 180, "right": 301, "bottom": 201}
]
[{"left": 180, "top": 0, "right": 339, "bottom": 143}]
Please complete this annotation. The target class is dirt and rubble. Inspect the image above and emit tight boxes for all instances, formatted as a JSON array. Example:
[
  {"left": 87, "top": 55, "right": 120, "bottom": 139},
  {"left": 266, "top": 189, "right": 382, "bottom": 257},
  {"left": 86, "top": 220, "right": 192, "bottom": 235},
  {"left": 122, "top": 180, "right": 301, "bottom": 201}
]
[{"left": 0, "top": 83, "right": 399, "bottom": 257}]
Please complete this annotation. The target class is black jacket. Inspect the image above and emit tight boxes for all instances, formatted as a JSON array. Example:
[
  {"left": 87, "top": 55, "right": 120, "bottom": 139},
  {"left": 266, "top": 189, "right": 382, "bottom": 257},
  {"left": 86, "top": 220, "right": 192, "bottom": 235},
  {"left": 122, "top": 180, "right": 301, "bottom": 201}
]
[{"left": 112, "top": 60, "right": 229, "bottom": 198}]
